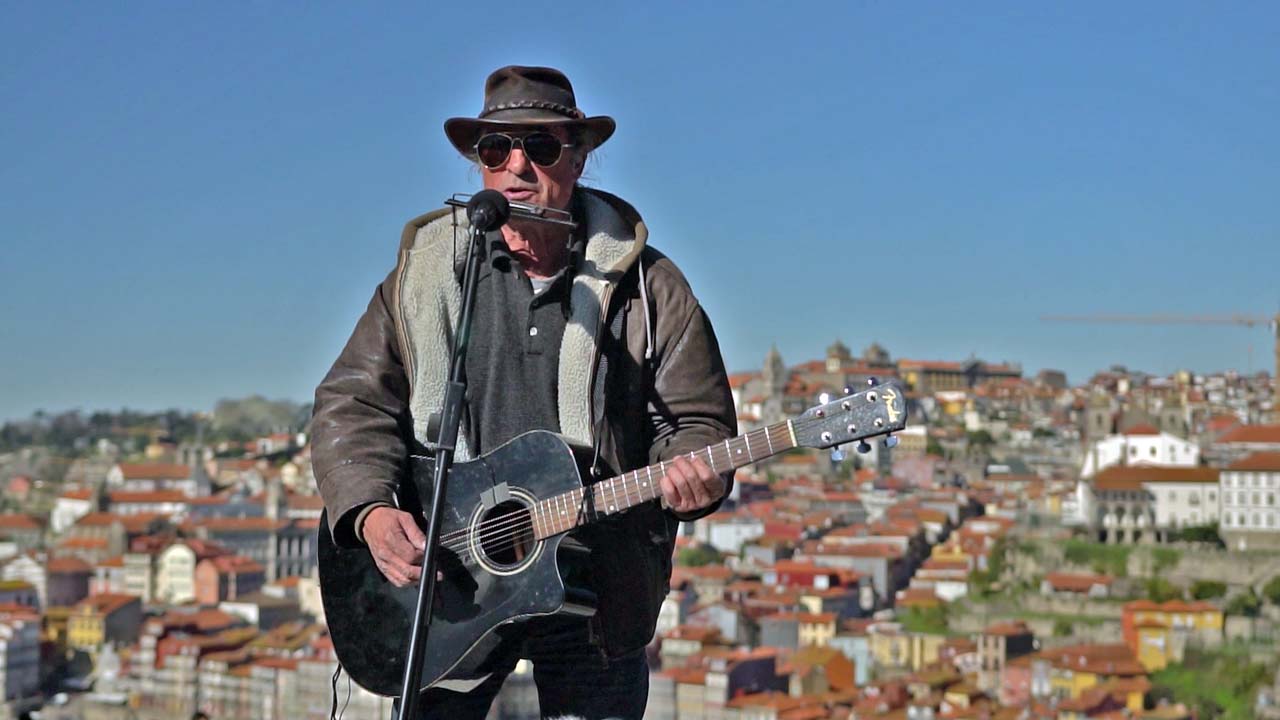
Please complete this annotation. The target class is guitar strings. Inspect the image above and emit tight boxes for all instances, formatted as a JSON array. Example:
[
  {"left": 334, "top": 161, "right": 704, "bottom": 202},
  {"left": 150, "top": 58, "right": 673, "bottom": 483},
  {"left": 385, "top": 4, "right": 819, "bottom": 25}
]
[
  {"left": 431, "top": 425, "right": 795, "bottom": 559},
  {"left": 421, "top": 415, "right": 883, "bottom": 577},
  {"left": 435, "top": 420, "right": 783, "bottom": 543}
]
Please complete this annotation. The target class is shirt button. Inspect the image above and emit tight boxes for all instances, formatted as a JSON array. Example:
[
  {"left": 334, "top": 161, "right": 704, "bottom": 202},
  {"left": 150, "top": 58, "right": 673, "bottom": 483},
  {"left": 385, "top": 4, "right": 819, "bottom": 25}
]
[{"left": 529, "top": 327, "right": 538, "bottom": 337}]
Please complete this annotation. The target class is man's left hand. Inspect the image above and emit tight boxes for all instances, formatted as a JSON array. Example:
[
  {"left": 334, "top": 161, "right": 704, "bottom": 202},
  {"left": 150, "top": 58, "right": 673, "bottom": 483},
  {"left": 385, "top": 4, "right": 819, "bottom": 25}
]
[{"left": 659, "top": 455, "right": 725, "bottom": 515}]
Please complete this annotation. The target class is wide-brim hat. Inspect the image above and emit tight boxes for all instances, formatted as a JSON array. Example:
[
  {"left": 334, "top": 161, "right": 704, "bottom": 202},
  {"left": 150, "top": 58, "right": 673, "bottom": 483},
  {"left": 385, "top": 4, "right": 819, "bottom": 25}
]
[{"left": 444, "top": 65, "right": 615, "bottom": 160}]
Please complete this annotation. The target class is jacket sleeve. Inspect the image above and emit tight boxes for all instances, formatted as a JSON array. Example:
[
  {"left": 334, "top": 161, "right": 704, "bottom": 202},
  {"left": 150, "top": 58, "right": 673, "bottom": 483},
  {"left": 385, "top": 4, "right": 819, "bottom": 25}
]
[
  {"left": 312, "top": 270, "right": 413, "bottom": 548},
  {"left": 645, "top": 263, "right": 738, "bottom": 522}
]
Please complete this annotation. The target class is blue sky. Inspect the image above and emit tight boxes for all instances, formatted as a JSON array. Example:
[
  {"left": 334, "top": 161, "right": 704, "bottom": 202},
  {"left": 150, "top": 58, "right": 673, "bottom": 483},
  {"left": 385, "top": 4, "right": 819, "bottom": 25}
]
[{"left": 2, "top": 2, "right": 1277, "bottom": 421}]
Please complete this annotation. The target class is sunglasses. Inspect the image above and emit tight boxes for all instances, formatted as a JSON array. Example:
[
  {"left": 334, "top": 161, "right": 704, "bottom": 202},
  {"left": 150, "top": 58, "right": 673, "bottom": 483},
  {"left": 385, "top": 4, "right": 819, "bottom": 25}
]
[{"left": 475, "top": 132, "right": 574, "bottom": 169}]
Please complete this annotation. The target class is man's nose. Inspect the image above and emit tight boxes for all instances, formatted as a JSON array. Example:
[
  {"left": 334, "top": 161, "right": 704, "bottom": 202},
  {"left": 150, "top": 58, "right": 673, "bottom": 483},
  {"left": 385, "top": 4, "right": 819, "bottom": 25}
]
[{"left": 506, "top": 146, "right": 530, "bottom": 174}]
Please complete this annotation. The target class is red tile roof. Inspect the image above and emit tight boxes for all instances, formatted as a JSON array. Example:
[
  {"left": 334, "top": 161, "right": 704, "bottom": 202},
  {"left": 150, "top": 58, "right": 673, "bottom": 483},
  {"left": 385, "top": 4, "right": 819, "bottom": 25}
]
[
  {"left": 46, "top": 556, "right": 93, "bottom": 574},
  {"left": 1045, "top": 572, "right": 1114, "bottom": 593},
  {"left": 0, "top": 514, "right": 44, "bottom": 530},
  {"left": 108, "top": 490, "right": 190, "bottom": 504},
  {"left": 1123, "top": 424, "right": 1160, "bottom": 436},
  {"left": 1227, "top": 452, "right": 1280, "bottom": 472},
  {"left": 1093, "top": 465, "right": 1218, "bottom": 491},
  {"left": 116, "top": 463, "right": 191, "bottom": 480},
  {"left": 1216, "top": 424, "right": 1280, "bottom": 444},
  {"left": 76, "top": 593, "right": 139, "bottom": 615}
]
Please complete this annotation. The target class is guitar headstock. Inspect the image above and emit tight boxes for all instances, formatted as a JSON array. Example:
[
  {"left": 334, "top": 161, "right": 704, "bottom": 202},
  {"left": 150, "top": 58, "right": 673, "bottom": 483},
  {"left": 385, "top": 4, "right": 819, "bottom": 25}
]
[{"left": 792, "top": 379, "right": 908, "bottom": 451}]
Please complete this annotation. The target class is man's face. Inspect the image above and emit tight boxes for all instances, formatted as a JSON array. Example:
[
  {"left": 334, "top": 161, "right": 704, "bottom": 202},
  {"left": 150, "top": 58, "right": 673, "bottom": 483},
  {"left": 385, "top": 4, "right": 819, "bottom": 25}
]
[{"left": 480, "top": 126, "right": 582, "bottom": 211}]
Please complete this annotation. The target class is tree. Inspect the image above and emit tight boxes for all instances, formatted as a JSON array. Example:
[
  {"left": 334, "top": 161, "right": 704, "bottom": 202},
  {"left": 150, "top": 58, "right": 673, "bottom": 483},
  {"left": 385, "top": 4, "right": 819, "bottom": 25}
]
[
  {"left": 1052, "top": 618, "right": 1074, "bottom": 637},
  {"left": 1262, "top": 575, "right": 1280, "bottom": 606},
  {"left": 676, "top": 545, "right": 723, "bottom": 567},
  {"left": 1190, "top": 580, "right": 1227, "bottom": 601},
  {"left": 1145, "top": 577, "right": 1182, "bottom": 603},
  {"left": 1225, "top": 588, "right": 1261, "bottom": 617}
]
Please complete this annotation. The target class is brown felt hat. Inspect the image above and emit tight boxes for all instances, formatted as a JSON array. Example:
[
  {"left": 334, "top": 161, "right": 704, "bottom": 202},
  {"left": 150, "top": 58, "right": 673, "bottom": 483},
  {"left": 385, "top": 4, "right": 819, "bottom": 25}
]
[{"left": 444, "top": 65, "right": 615, "bottom": 159}]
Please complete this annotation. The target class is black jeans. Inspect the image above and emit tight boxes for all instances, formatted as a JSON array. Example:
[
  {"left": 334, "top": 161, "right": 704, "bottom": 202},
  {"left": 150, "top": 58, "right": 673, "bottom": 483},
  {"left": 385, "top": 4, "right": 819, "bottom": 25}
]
[{"left": 395, "top": 618, "right": 649, "bottom": 720}]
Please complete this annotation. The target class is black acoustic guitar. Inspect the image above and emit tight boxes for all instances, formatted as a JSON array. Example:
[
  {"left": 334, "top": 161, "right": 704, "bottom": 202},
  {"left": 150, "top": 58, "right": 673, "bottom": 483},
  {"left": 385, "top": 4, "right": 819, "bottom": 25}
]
[{"left": 318, "top": 381, "right": 908, "bottom": 696}]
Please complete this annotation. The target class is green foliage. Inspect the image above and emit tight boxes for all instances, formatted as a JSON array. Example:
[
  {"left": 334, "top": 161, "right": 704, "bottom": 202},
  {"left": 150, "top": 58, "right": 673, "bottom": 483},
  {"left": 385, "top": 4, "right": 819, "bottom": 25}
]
[
  {"left": 1052, "top": 618, "right": 1074, "bottom": 637},
  {"left": 1151, "top": 548, "right": 1181, "bottom": 574},
  {"left": 966, "top": 430, "right": 995, "bottom": 447},
  {"left": 212, "top": 396, "right": 309, "bottom": 442},
  {"left": 899, "top": 605, "right": 949, "bottom": 635},
  {"left": 1152, "top": 646, "right": 1272, "bottom": 720},
  {"left": 1063, "top": 540, "right": 1130, "bottom": 577},
  {"left": 925, "top": 438, "right": 944, "bottom": 456},
  {"left": 676, "top": 545, "right": 723, "bottom": 568},
  {"left": 1032, "top": 427, "right": 1056, "bottom": 439},
  {"left": 1190, "top": 580, "right": 1227, "bottom": 601},
  {"left": 1145, "top": 577, "right": 1182, "bottom": 603},
  {"left": 1262, "top": 575, "right": 1280, "bottom": 606},
  {"left": 1169, "top": 523, "right": 1225, "bottom": 547},
  {"left": 969, "top": 569, "right": 997, "bottom": 598},
  {"left": 1225, "top": 588, "right": 1261, "bottom": 617}
]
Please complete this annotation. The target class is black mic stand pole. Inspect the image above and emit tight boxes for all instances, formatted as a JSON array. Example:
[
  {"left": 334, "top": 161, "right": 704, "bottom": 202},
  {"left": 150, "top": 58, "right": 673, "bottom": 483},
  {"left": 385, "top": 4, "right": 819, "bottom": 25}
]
[{"left": 393, "top": 196, "right": 499, "bottom": 720}]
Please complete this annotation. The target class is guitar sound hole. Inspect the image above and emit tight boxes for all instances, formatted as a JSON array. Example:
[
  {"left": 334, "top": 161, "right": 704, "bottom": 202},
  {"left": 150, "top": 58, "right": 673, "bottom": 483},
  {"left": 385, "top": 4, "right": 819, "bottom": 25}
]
[{"left": 478, "top": 501, "right": 535, "bottom": 567}]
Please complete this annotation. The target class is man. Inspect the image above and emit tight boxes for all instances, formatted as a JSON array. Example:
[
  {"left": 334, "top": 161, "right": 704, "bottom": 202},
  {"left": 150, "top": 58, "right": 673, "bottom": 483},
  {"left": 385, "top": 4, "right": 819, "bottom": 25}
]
[{"left": 312, "top": 65, "right": 737, "bottom": 719}]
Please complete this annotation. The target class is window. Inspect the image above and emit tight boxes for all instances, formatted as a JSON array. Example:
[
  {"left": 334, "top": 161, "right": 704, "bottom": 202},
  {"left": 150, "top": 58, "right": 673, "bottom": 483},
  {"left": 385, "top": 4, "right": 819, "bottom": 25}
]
[
  {"left": 1169, "top": 491, "right": 1178, "bottom": 502},
  {"left": 1129, "top": 446, "right": 1138, "bottom": 457},
  {"left": 1209, "top": 491, "right": 1217, "bottom": 502},
  {"left": 1270, "top": 494, "right": 1276, "bottom": 507},
  {"left": 1254, "top": 493, "right": 1261, "bottom": 506},
  {"left": 1150, "top": 446, "right": 1157, "bottom": 457}
]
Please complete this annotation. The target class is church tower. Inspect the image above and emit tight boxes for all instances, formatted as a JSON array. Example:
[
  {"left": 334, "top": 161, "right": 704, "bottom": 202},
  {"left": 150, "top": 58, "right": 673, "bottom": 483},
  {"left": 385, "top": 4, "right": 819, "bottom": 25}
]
[{"left": 762, "top": 345, "right": 787, "bottom": 424}]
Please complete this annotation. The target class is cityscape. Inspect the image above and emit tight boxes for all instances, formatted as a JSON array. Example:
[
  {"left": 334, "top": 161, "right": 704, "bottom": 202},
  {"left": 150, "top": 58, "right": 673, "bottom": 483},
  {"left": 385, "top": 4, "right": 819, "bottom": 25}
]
[{"left": 1, "top": 340, "right": 1278, "bottom": 720}]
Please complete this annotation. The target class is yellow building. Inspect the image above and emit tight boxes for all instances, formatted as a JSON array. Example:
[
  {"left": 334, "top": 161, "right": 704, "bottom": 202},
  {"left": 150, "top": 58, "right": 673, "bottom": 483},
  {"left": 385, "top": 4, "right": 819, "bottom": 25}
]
[
  {"left": 41, "top": 606, "right": 72, "bottom": 649},
  {"left": 68, "top": 593, "right": 141, "bottom": 652},
  {"left": 1122, "top": 600, "right": 1223, "bottom": 671},
  {"left": 868, "top": 625, "right": 946, "bottom": 672},
  {"left": 1036, "top": 643, "right": 1148, "bottom": 707}
]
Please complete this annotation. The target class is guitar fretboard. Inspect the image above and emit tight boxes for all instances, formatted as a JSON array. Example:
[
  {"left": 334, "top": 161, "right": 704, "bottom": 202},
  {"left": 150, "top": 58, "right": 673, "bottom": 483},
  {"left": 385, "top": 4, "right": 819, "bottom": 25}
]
[{"left": 530, "top": 420, "right": 797, "bottom": 539}]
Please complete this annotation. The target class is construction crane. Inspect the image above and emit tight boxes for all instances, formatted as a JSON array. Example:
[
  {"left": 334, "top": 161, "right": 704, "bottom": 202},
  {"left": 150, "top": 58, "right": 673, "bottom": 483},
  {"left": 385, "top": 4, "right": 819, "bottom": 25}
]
[{"left": 1042, "top": 312, "right": 1280, "bottom": 422}]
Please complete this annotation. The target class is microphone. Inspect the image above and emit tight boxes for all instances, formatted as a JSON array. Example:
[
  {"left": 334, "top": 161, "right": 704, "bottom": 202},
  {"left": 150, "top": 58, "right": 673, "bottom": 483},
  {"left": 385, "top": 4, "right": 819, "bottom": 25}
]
[{"left": 466, "top": 190, "right": 511, "bottom": 232}]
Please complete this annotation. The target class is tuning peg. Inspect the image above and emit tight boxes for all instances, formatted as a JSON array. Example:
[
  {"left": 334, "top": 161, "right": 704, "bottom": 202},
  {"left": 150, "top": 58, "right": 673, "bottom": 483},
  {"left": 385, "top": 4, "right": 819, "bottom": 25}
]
[
  {"left": 883, "top": 435, "right": 900, "bottom": 449},
  {"left": 867, "top": 377, "right": 878, "bottom": 387},
  {"left": 830, "top": 448, "right": 845, "bottom": 462},
  {"left": 857, "top": 441, "right": 872, "bottom": 454}
]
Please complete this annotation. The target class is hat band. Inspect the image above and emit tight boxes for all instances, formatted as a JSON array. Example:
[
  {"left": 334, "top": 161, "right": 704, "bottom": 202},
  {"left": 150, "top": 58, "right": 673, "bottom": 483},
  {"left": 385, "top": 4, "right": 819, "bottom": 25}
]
[{"left": 480, "top": 100, "right": 585, "bottom": 120}]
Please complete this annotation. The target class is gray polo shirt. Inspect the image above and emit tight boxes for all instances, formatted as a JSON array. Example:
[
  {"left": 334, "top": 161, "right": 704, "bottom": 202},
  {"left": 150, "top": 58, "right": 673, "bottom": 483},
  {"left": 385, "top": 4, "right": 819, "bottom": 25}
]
[{"left": 463, "top": 232, "right": 574, "bottom": 455}]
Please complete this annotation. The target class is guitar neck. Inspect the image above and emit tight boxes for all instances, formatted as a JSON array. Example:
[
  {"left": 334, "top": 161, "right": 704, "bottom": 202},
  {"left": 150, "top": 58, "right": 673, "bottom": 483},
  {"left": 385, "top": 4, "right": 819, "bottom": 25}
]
[{"left": 531, "top": 420, "right": 798, "bottom": 539}]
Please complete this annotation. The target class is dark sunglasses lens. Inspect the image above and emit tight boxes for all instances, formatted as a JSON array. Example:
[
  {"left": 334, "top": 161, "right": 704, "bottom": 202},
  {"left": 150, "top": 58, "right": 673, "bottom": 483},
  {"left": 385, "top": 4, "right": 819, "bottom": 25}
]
[
  {"left": 521, "top": 133, "right": 563, "bottom": 166},
  {"left": 476, "top": 134, "right": 513, "bottom": 168}
]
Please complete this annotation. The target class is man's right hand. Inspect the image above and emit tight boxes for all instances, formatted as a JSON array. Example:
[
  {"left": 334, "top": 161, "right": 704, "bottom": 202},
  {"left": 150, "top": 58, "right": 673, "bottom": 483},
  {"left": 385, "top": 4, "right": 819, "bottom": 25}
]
[{"left": 362, "top": 506, "right": 426, "bottom": 587}]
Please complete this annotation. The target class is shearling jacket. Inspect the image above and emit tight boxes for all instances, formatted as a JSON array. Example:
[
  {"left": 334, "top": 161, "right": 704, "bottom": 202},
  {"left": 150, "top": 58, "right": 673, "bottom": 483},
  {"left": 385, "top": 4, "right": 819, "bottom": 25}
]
[{"left": 311, "top": 187, "right": 737, "bottom": 655}]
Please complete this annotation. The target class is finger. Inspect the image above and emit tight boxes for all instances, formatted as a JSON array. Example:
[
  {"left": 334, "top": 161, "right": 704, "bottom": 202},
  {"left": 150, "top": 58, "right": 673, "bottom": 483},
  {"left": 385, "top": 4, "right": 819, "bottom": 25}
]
[
  {"left": 382, "top": 524, "right": 423, "bottom": 565},
  {"left": 668, "top": 457, "right": 706, "bottom": 511},
  {"left": 660, "top": 471, "right": 686, "bottom": 511},
  {"left": 681, "top": 458, "right": 713, "bottom": 508},
  {"left": 690, "top": 458, "right": 724, "bottom": 504},
  {"left": 397, "top": 512, "right": 427, "bottom": 555}
]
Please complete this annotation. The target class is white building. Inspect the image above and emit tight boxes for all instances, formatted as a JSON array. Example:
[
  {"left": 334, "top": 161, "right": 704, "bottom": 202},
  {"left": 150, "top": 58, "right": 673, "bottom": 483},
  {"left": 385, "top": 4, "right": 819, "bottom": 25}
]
[
  {"left": 1146, "top": 473, "right": 1220, "bottom": 530},
  {"left": 1220, "top": 452, "right": 1280, "bottom": 550},
  {"left": 692, "top": 514, "right": 765, "bottom": 555},
  {"left": 1089, "top": 466, "right": 1219, "bottom": 543},
  {"left": 1080, "top": 425, "right": 1200, "bottom": 478},
  {"left": 0, "top": 555, "right": 44, "bottom": 610},
  {"left": 51, "top": 488, "right": 96, "bottom": 534}
]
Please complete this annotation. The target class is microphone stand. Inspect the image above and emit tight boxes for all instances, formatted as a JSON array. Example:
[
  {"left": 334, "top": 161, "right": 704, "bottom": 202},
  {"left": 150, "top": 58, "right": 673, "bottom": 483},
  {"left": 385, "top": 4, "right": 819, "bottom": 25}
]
[
  {"left": 393, "top": 206, "right": 489, "bottom": 720},
  {"left": 393, "top": 192, "right": 573, "bottom": 719}
]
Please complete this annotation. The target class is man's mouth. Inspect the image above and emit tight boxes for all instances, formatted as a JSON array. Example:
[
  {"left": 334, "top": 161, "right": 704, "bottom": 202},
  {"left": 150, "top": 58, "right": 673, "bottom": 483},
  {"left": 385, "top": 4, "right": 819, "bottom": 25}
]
[{"left": 502, "top": 188, "right": 537, "bottom": 200}]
